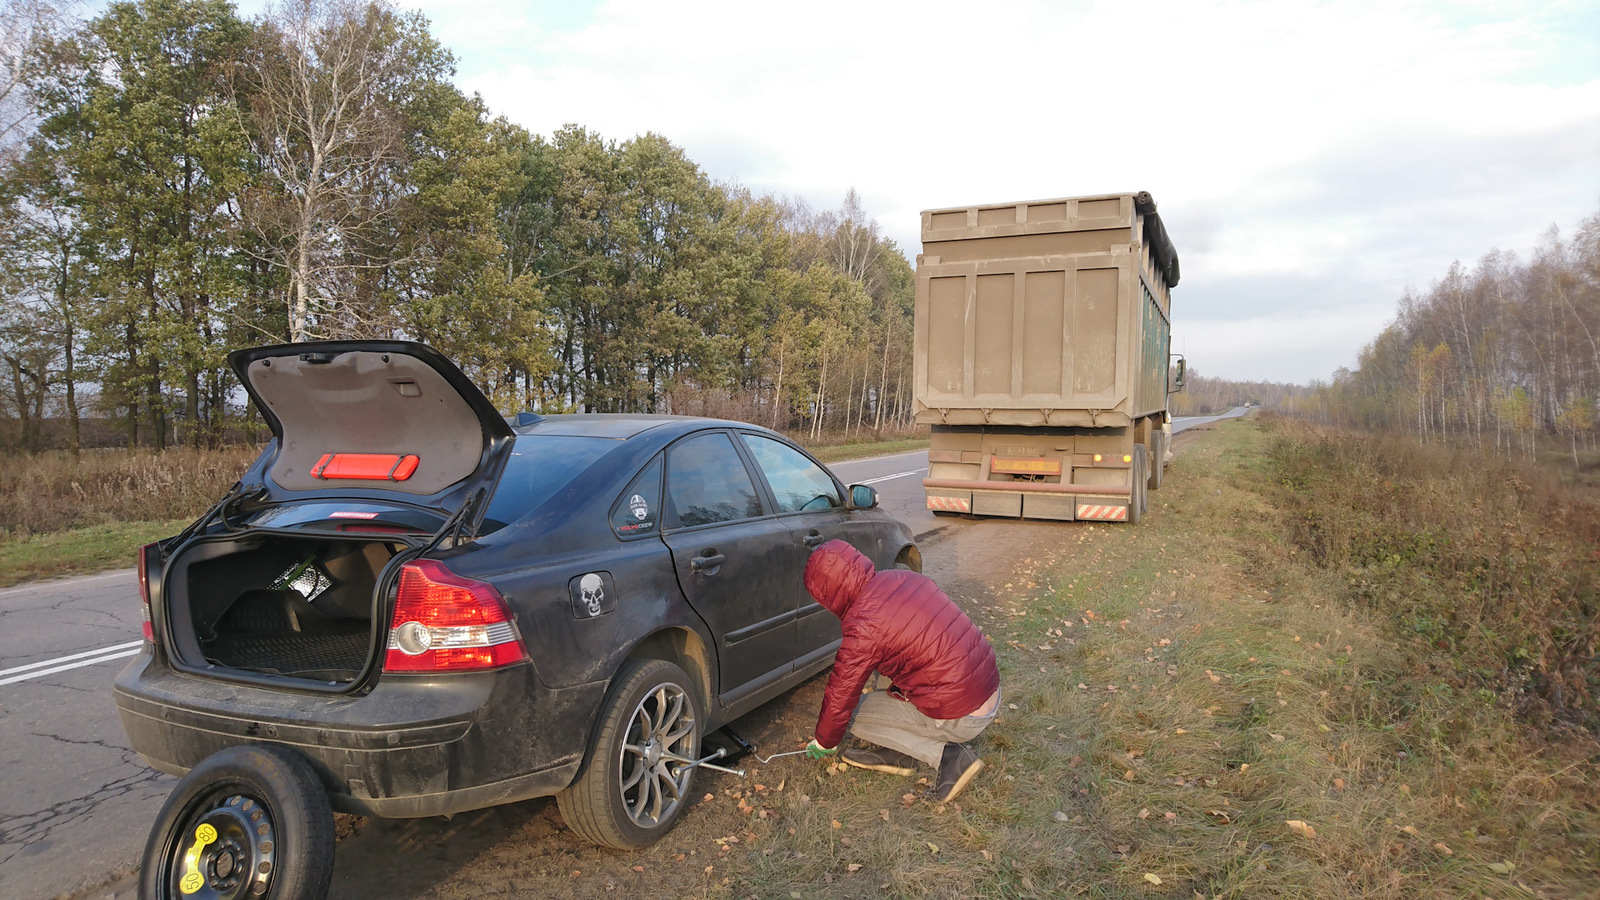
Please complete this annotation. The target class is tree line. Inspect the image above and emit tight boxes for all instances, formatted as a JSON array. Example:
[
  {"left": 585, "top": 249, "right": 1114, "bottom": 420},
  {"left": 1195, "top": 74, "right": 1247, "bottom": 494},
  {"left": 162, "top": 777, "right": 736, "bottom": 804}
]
[
  {"left": 1304, "top": 208, "right": 1600, "bottom": 462},
  {"left": 0, "top": 0, "right": 917, "bottom": 454}
]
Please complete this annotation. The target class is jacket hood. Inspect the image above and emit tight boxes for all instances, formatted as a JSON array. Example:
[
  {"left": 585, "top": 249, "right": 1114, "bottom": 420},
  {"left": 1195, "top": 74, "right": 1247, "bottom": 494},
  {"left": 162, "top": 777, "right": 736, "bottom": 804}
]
[{"left": 804, "top": 539, "right": 876, "bottom": 617}]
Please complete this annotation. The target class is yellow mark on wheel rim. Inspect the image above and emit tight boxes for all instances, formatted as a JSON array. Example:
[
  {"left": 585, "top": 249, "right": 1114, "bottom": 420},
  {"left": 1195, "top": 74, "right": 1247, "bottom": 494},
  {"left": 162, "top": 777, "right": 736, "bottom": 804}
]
[{"left": 179, "top": 822, "right": 217, "bottom": 894}]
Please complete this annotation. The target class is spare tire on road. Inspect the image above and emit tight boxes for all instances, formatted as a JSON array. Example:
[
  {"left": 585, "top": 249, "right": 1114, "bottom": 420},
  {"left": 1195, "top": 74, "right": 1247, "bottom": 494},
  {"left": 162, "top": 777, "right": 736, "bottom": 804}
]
[{"left": 139, "top": 744, "right": 334, "bottom": 900}]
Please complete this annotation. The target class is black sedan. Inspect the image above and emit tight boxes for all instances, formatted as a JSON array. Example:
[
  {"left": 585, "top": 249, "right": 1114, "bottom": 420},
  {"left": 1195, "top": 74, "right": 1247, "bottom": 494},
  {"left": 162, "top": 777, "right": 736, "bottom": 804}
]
[{"left": 115, "top": 340, "right": 919, "bottom": 860}]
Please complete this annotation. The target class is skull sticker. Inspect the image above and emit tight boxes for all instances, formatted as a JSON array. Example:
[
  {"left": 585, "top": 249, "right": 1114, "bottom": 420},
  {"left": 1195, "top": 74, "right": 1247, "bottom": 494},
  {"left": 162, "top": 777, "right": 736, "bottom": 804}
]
[
  {"left": 568, "top": 571, "right": 617, "bottom": 619},
  {"left": 629, "top": 493, "right": 649, "bottom": 520},
  {"left": 579, "top": 573, "right": 604, "bottom": 616}
]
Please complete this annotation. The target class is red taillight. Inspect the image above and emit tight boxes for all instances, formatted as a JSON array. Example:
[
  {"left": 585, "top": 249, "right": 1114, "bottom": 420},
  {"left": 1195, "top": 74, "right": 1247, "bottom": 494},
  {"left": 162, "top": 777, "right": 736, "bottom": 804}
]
[
  {"left": 384, "top": 560, "right": 527, "bottom": 673},
  {"left": 138, "top": 542, "right": 158, "bottom": 645}
]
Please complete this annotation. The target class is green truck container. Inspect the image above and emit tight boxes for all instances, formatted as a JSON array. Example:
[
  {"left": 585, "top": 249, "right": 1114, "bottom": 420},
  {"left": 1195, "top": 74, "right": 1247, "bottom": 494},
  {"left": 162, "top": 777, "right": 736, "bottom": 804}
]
[{"left": 914, "top": 191, "right": 1184, "bottom": 523}]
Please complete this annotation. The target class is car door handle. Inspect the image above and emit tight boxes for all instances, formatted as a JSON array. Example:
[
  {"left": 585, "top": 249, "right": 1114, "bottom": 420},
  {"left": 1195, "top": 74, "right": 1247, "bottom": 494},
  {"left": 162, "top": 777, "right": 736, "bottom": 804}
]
[
  {"left": 802, "top": 533, "right": 825, "bottom": 548},
  {"left": 691, "top": 552, "right": 726, "bottom": 572}
]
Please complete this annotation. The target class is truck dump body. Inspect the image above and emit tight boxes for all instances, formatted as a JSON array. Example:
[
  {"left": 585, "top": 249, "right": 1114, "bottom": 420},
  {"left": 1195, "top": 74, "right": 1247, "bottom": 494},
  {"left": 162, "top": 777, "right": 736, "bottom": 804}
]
[
  {"left": 914, "top": 192, "right": 1181, "bottom": 523},
  {"left": 915, "top": 192, "right": 1176, "bottom": 427}
]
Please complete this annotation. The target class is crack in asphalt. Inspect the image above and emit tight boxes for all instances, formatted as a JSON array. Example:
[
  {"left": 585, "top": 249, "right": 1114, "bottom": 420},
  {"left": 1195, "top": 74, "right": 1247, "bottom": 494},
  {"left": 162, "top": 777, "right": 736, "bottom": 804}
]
[{"left": 0, "top": 760, "right": 166, "bottom": 868}]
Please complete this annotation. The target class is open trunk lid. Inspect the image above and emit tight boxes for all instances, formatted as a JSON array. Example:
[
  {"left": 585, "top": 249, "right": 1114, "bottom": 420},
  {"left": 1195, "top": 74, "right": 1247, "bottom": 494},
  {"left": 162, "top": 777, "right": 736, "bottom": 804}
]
[{"left": 231, "top": 341, "right": 514, "bottom": 508}]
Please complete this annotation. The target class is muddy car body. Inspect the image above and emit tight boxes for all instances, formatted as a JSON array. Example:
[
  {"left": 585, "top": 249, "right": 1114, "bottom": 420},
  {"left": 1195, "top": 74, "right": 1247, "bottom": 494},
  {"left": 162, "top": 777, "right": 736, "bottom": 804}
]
[{"left": 114, "top": 341, "right": 918, "bottom": 847}]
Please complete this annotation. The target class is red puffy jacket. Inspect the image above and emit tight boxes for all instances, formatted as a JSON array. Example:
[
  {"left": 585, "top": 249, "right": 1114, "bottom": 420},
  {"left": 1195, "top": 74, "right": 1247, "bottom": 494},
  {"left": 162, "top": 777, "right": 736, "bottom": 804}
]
[{"left": 806, "top": 540, "right": 999, "bottom": 748}]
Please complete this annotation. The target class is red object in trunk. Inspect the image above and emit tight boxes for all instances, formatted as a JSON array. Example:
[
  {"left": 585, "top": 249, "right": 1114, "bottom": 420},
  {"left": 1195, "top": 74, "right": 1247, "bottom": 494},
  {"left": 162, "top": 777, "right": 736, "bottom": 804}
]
[{"left": 310, "top": 453, "right": 420, "bottom": 481}]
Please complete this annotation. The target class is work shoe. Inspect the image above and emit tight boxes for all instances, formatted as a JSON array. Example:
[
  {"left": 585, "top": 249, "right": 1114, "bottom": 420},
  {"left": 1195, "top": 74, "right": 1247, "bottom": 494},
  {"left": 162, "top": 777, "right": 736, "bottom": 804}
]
[
  {"left": 840, "top": 746, "right": 917, "bottom": 776},
  {"left": 926, "top": 743, "right": 983, "bottom": 802}
]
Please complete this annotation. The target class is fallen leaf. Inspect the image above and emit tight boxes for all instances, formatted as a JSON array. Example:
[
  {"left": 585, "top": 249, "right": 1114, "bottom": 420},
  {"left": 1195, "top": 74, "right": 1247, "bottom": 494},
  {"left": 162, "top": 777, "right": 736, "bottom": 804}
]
[
  {"left": 1206, "top": 809, "right": 1232, "bottom": 824},
  {"left": 847, "top": 863, "right": 863, "bottom": 873},
  {"left": 1174, "top": 728, "right": 1187, "bottom": 734},
  {"left": 981, "top": 849, "right": 993, "bottom": 860},
  {"left": 1400, "top": 825, "right": 1419, "bottom": 836},
  {"left": 631, "top": 866, "right": 644, "bottom": 873},
  {"left": 830, "top": 819, "right": 842, "bottom": 829},
  {"left": 1434, "top": 842, "right": 1453, "bottom": 856},
  {"left": 1332, "top": 778, "right": 1346, "bottom": 791},
  {"left": 1138, "top": 808, "right": 1150, "bottom": 819},
  {"left": 1207, "top": 670, "right": 1221, "bottom": 683},
  {"left": 1488, "top": 861, "right": 1514, "bottom": 874},
  {"left": 1125, "top": 769, "right": 1137, "bottom": 780},
  {"left": 1053, "top": 811, "right": 1070, "bottom": 823},
  {"left": 1144, "top": 873, "right": 1163, "bottom": 885},
  {"left": 926, "top": 842, "right": 941, "bottom": 855},
  {"left": 1286, "top": 820, "right": 1318, "bottom": 839},
  {"left": 878, "top": 809, "right": 890, "bottom": 822},
  {"left": 1165, "top": 812, "right": 1178, "bottom": 822},
  {"left": 1270, "top": 733, "right": 1285, "bottom": 742}
]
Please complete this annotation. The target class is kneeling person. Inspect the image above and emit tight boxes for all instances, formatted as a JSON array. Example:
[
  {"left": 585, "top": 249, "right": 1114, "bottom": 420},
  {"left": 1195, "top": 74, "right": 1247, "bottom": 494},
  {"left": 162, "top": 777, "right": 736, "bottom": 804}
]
[{"left": 802, "top": 540, "right": 1000, "bottom": 802}]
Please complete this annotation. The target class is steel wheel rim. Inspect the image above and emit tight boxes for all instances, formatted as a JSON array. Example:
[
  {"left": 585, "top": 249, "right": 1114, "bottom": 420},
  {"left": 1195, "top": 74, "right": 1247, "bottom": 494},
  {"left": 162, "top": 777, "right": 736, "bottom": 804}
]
[
  {"left": 616, "top": 680, "right": 696, "bottom": 829},
  {"left": 162, "top": 789, "right": 277, "bottom": 900}
]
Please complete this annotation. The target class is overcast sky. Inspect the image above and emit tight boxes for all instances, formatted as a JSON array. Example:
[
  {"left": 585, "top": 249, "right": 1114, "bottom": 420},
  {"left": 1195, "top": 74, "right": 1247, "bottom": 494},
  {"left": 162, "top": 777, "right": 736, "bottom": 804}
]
[{"left": 293, "top": 0, "right": 1600, "bottom": 383}]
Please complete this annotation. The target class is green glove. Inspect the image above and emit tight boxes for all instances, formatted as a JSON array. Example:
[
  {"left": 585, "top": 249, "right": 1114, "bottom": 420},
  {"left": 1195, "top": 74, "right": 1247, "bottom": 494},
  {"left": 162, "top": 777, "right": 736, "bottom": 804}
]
[{"left": 805, "top": 739, "right": 837, "bottom": 760}]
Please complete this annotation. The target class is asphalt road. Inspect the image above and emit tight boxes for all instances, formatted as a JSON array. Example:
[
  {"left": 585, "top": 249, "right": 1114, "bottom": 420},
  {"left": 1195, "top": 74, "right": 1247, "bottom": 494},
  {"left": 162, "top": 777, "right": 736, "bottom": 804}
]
[{"left": 0, "top": 409, "right": 1245, "bottom": 899}]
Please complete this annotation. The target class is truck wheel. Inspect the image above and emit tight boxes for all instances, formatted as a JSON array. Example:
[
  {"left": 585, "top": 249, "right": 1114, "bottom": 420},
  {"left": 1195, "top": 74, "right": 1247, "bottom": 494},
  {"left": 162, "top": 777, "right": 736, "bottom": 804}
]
[
  {"left": 140, "top": 744, "right": 334, "bottom": 900},
  {"left": 558, "top": 658, "right": 702, "bottom": 849},
  {"left": 1128, "top": 446, "right": 1147, "bottom": 525},
  {"left": 1147, "top": 433, "right": 1166, "bottom": 491}
]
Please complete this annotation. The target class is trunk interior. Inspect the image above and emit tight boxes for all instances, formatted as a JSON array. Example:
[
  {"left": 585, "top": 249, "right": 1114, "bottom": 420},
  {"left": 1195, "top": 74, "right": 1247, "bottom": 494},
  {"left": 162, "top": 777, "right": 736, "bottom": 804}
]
[{"left": 169, "top": 535, "right": 407, "bottom": 682}]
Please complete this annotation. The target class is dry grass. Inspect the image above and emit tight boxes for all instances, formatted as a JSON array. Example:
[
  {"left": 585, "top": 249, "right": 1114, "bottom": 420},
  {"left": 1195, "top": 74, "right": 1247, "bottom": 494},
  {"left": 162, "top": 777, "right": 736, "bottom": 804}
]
[
  {"left": 0, "top": 446, "right": 261, "bottom": 538},
  {"left": 1262, "top": 415, "right": 1600, "bottom": 729},
  {"left": 722, "top": 417, "right": 1598, "bottom": 899}
]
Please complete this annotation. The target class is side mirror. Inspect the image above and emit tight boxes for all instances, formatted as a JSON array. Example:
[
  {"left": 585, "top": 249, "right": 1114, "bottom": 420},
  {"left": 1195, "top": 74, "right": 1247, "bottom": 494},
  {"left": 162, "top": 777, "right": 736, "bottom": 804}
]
[
  {"left": 1169, "top": 355, "right": 1187, "bottom": 393},
  {"left": 848, "top": 484, "right": 879, "bottom": 509}
]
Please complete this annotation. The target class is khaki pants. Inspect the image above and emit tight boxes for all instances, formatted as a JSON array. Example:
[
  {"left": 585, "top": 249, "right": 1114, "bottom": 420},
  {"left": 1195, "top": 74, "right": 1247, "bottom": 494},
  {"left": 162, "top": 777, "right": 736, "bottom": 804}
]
[{"left": 846, "top": 687, "right": 1000, "bottom": 768}]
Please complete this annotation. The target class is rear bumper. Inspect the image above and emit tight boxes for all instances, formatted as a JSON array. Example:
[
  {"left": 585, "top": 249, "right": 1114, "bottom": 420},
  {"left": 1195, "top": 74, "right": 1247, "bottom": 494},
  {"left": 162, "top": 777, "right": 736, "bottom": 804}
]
[
  {"left": 922, "top": 478, "right": 1131, "bottom": 520},
  {"left": 114, "top": 646, "right": 603, "bottom": 818}
]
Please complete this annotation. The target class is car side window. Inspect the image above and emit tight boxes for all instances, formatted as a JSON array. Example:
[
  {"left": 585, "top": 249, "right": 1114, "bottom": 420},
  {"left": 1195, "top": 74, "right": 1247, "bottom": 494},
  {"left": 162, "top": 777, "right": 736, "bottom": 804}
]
[
  {"left": 610, "top": 456, "right": 662, "bottom": 539},
  {"left": 740, "top": 434, "right": 842, "bottom": 513},
  {"left": 666, "top": 433, "right": 764, "bottom": 528}
]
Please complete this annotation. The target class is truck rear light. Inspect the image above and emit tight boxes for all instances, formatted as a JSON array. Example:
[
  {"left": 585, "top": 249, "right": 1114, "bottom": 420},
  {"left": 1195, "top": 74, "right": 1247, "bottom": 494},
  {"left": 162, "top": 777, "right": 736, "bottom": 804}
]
[
  {"left": 384, "top": 560, "right": 527, "bottom": 672},
  {"left": 138, "top": 542, "right": 159, "bottom": 644}
]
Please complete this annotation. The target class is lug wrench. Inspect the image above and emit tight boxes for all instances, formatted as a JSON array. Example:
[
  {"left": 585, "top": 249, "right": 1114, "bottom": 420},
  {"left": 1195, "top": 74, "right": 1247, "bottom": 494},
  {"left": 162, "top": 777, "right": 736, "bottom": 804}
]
[
  {"left": 753, "top": 748, "right": 813, "bottom": 764},
  {"left": 666, "top": 747, "right": 747, "bottom": 778}
]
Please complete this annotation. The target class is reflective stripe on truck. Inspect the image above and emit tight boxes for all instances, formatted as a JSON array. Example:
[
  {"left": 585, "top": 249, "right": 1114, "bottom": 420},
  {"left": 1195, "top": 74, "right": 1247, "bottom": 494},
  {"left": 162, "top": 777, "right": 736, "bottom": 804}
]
[{"left": 1075, "top": 504, "right": 1129, "bottom": 521}]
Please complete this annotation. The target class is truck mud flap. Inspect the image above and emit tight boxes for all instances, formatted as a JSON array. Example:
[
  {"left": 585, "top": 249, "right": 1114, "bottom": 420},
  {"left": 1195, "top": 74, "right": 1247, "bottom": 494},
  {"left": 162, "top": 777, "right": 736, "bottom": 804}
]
[{"left": 972, "top": 492, "right": 1022, "bottom": 517}]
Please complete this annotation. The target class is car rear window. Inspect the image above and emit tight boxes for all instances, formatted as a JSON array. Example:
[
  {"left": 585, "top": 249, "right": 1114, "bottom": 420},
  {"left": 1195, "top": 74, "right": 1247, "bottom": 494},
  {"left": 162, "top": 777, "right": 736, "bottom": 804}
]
[{"left": 482, "top": 435, "right": 617, "bottom": 531}]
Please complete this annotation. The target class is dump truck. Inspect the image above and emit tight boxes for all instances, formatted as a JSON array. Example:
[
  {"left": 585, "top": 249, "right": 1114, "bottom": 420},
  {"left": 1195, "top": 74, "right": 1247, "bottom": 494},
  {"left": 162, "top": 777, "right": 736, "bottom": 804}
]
[{"left": 913, "top": 191, "right": 1184, "bottom": 524}]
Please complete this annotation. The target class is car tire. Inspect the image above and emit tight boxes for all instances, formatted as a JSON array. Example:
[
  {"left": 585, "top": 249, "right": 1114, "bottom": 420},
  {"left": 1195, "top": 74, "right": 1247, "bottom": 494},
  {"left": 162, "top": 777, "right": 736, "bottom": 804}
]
[
  {"left": 558, "top": 658, "right": 703, "bottom": 849},
  {"left": 140, "top": 744, "right": 334, "bottom": 900}
]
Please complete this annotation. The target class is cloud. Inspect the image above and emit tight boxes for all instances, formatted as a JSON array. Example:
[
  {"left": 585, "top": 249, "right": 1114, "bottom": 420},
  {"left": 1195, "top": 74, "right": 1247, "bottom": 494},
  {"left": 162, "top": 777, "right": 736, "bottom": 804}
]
[{"left": 422, "top": 0, "right": 1596, "bottom": 383}]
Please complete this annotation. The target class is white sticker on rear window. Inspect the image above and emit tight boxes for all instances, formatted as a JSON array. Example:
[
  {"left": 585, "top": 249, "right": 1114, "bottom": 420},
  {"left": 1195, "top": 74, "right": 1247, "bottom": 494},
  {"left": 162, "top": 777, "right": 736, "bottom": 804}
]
[
  {"left": 629, "top": 494, "right": 649, "bottom": 520},
  {"left": 329, "top": 511, "right": 379, "bottom": 520}
]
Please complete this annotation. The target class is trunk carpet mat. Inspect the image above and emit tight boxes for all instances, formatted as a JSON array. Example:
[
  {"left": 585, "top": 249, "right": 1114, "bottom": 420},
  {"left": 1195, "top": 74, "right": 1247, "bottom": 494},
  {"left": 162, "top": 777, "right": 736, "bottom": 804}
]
[{"left": 204, "top": 630, "right": 371, "bottom": 678}]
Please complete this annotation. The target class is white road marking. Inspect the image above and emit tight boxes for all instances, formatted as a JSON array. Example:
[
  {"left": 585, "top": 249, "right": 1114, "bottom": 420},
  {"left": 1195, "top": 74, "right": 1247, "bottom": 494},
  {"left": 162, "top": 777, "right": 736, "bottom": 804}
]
[
  {"left": 856, "top": 468, "right": 928, "bottom": 486},
  {"left": 0, "top": 649, "right": 141, "bottom": 685},
  {"left": 0, "top": 640, "right": 144, "bottom": 685}
]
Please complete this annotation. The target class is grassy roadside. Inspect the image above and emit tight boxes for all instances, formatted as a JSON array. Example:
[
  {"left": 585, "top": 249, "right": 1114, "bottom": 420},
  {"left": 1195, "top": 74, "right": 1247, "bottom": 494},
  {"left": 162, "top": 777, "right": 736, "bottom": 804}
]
[
  {"left": 0, "top": 519, "right": 190, "bottom": 587},
  {"left": 711, "top": 417, "right": 1598, "bottom": 899},
  {"left": 806, "top": 438, "right": 929, "bottom": 465}
]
